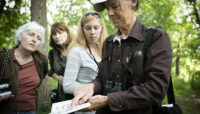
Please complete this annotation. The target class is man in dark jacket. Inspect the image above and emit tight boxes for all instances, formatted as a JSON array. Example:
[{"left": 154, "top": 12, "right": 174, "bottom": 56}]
[{"left": 70, "top": 0, "right": 172, "bottom": 114}]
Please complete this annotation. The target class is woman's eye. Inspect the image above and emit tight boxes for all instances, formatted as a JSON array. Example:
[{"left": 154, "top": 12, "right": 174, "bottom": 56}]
[
  {"left": 29, "top": 33, "right": 34, "bottom": 36},
  {"left": 95, "top": 26, "right": 100, "bottom": 29},
  {"left": 85, "top": 27, "right": 91, "bottom": 30},
  {"left": 37, "top": 37, "right": 41, "bottom": 41}
]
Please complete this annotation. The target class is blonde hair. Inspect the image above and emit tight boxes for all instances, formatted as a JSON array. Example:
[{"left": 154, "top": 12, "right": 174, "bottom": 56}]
[{"left": 67, "top": 12, "right": 107, "bottom": 57}]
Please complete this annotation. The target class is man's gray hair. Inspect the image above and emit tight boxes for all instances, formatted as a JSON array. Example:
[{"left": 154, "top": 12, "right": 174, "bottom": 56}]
[{"left": 15, "top": 21, "right": 45, "bottom": 45}]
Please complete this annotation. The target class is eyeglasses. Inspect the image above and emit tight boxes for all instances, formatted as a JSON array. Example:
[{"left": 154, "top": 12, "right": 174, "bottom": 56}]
[{"left": 82, "top": 12, "right": 101, "bottom": 19}]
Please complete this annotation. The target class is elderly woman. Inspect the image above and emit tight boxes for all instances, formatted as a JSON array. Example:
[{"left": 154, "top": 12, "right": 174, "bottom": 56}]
[
  {"left": 0, "top": 21, "right": 48, "bottom": 114},
  {"left": 71, "top": 0, "right": 172, "bottom": 114}
]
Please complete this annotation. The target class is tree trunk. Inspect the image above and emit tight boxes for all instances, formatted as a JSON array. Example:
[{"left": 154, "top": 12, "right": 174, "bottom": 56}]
[
  {"left": 0, "top": 0, "right": 6, "bottom": 18},
  {"left": 176, "top": 44, "right": 180, "bottom": 76},
  {"left": 188, "top": 0, "right": 200, "bottom": 29},
  {"left": 31, "top": 0, "right": 50, "bottom": 111}
]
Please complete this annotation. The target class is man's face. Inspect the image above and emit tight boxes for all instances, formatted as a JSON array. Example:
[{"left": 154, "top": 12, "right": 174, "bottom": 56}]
[{"left": 104, "top": 0, "right": 136, "bottom": 29}]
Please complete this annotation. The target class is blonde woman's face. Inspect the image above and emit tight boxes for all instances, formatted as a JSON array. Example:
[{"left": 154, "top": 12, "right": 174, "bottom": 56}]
[
  {"left": 52, "top": 31, "right": 68, "bottom": 45},
  {"left": 83, "top": 18, "right": 102, "bottom": 45}
]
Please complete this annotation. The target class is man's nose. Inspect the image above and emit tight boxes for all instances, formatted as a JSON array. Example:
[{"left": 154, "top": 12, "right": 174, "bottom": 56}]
[{"left": 107, "top": 8, "right": 114, "bottom": 16}]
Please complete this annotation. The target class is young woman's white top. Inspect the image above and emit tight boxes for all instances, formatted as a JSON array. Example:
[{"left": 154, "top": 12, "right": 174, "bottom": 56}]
[{"left": 63, "top": 46, "right": 99, "bottom": 94}]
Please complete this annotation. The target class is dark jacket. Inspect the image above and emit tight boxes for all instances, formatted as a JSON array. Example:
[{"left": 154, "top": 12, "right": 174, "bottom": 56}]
[
  {"left": 93, "top": 19, "right": 172, "bottom": 114},
  {"left": 48, "top": 48, "right": 72, "bottom": 101},
  {"left": 0, "top": 47, "right": 48, "bottom": 114},
  {"left": 48, "top": 48, "right": 67, "bottom": 76}
]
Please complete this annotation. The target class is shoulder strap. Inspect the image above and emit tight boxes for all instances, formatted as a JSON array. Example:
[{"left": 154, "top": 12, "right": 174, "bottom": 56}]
[
  {"left": 167, "top": 76, "right": 175, "bottom": 104},
  {"left": 0, "top": 49, "right": 10, "bottom": 79},
  {"left": 143, "top": 27, "right": 175, "bottom": 104},
  {"left": 143, "top": 27, "right": 154, "bottom": 66}
]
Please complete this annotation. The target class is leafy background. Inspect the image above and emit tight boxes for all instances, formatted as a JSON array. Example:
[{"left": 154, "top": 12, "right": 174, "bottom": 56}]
[{"left": 0, "top": 0, "right": 199, "bottom": 114}]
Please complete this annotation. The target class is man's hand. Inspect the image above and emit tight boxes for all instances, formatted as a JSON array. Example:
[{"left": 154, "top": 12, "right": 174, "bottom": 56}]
[
  {"left": 81, "top": 95, "right": 108, "bottom": 112},
  {"left": 70, "top": 83, "right": 94, "bottom": 109}
]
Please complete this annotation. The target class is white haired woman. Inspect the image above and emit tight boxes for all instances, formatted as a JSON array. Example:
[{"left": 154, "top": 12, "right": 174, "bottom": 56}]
[{"left": 0, "top": 21, "right": 48, "bottom": 114}]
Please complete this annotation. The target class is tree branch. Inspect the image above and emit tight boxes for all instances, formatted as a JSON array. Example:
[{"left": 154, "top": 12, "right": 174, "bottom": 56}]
[
  {"left": 88, "top": 0, "right": 93, "bottom": 5},
  {"left": 188, "top": 0, "right": 200, "bottom": 27},
  {"left": 0, "top": 0, "right": 6, "bottom": 18}
]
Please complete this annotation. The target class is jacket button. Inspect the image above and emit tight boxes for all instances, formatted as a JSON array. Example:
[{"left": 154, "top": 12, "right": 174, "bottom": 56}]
[
  {"left": 119, "top": 105, "right": 122, "bottom": 108},
  {"left": 117, "top": 59, "right": 120, "bottom": 62},
  {"left": 117, "top": 75, "right": 120, "bottom": 78}
]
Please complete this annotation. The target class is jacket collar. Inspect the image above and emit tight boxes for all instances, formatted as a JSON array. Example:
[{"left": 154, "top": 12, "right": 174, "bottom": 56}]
[
  {"left": 11, "top": 46, "right": 43, "bottom": 64},
  {"left": 108, "top": 19, "right": 145, "bottom": 42}
]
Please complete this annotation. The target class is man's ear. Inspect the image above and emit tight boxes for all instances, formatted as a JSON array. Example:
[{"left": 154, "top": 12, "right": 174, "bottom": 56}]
[{"left": 131, "top": 0, "right": 137, "bottom": 9}]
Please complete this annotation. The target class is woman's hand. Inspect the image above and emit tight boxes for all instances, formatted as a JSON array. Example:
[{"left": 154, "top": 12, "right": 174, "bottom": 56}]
[
  {"left": 81, "top": 95, "right": 108, "bottom": 112},
  {"left": 0, "top": 94, "right": 14, "bottom": 102},
  {"left": 70, "top": 83, "right": 94, "bottom": 109},
  {"left": 57, "top": 75, "right": 63, "bottom": 85},
  {"left": 52, "top": 73, "right": 63, "bottom": 85}
]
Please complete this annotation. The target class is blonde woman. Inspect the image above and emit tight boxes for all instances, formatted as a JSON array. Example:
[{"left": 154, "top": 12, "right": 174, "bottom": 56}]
[{"left": 63, "top": 12, "right": 107, "bottom": 114}]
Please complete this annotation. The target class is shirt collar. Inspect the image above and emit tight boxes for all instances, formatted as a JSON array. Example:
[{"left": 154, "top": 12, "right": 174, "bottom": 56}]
[{"left": 113, "top": 33, "right": 128, "bottom": 43}]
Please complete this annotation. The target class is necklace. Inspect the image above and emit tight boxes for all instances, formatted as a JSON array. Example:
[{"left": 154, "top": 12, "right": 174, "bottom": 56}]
[{"left": 15, "top": 49, "right": 33, "bottom": 65}]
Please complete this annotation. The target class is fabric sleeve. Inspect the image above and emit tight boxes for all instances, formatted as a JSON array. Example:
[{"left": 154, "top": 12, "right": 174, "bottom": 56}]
[
  {"left": 48, "top": 50, "right": 55, "bottom": 76},
  {"left": 92, "top": 39, "right": 109, "bottom": 95},
  {"left": 43, "top": 55, "right": 48, "bottom": 76},
  {"left": 63, "top": 47, "right": 84, "bottom": 94}
]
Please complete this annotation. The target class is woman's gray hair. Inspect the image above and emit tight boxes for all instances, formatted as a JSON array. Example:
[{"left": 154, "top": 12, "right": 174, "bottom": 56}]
[{"left": 15, "top": 21, "right": 45, "bottom": 45}]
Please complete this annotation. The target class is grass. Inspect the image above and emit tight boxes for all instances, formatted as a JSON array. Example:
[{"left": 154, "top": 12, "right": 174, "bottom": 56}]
[
  {"left": 173, "top": 77, "right": 200, "bottom": 114},
  {"left": 49, "top": 77, "right": 58, "bottom": 90}
]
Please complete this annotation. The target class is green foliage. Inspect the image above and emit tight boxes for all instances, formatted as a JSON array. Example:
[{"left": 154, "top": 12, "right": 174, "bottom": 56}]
[
  {"left": 0, "top": 0, "right": 200, "bottom": 113},
  {"left": 0, "top": 0, "right": 29, "bottom": 49},
  {"left": 47, "top": 0, "right": 116, "bottom": 36},
  {"left": 173, "top": 77, "right": 189, "bottom": 90},
  {"left": 190, "top": 71, "right": 200, "bottom": 90}
]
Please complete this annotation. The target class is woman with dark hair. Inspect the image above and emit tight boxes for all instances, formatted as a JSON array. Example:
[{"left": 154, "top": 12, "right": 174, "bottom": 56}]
[{"left": 48, "top": 22, "right": 73, "bottom": 102}]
